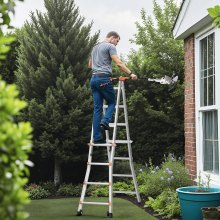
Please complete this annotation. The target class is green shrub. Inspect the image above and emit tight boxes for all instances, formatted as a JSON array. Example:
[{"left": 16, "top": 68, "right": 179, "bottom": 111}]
[
  {"left": 137, "top": 156, "right": 191, "bottom": 198},
  {"left": 39, "top": 181, "right": 58, "bottom": 195},
  {"left": 57, "top": 183, "right": 82, "bottom": 197},
  {"left": 145, "top": 189, "right": 180, "bottom": 218},
  {"left": 25, "top": 184, "right": 50, "bottom": 200},
  {"left": 88, "top": 181, "right": 133, "bottom": 197},
  {"left": 0, "top": 79, "right": 32, "bottom": 220}
]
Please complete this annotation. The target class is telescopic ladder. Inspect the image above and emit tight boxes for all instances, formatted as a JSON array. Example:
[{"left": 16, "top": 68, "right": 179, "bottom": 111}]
[{"left": 77, "top": 77, "right": 141, "bottom": 218}]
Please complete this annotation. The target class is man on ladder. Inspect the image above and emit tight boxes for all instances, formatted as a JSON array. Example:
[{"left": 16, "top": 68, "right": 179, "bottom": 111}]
[
  {"left": 77, "top": 31, "right": 139, "bottom": 218},
  {"left": 89, "top": 31, "right": 137, "bottom": 143}
]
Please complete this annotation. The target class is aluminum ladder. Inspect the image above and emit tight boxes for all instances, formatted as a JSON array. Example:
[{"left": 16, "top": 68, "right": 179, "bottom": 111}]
[{"left": 77, "top": 77, "right": 141, "bottom": 218}]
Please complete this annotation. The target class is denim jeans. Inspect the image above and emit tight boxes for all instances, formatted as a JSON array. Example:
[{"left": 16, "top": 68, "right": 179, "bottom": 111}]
[{"left": 90, "top": 75, "right": 115, "bottom": 141}]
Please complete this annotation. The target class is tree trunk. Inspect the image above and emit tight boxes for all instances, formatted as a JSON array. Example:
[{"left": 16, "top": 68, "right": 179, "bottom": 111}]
[{"left": 54, "top": 157, "right": 62, "bottom": 185}]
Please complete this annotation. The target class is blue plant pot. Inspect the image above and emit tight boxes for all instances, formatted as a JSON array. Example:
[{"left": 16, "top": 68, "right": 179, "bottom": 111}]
[{"left": 176, "top": 186, "right": 220, "bottom": 220}]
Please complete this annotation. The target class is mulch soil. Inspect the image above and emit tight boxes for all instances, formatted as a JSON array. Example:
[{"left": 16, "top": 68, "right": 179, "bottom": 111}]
[{"left": 117, "top": 195, "right": 182, "bottom": 220}]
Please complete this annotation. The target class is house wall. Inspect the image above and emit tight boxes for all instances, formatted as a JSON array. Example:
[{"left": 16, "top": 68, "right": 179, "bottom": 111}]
[
  {"left": 173, "top": 0, "right": 218, "bottom": 39},
  {"left": 184, "top": 34, "right": 196, "bottom": 181}
]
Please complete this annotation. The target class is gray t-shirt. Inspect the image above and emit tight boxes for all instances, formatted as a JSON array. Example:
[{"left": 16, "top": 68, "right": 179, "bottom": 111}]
[{"left": 91, "top": 42, "right": 117, "bottom": 75}]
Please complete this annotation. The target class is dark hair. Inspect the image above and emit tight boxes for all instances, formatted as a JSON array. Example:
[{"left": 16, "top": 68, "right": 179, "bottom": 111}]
[{"left": 106, "top": 31, "right": 120, "bottom": 39}]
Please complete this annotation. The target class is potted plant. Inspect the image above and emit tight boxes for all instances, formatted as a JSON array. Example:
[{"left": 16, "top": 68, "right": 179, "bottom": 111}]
[{"left": 176, "top": 173, "right": 220, "bottom": 220}]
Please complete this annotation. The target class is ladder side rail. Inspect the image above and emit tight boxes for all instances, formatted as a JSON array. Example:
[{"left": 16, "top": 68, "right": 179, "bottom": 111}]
[
  {"left": 103, "top": 101, "right": 111, "bottom": 160},
  {"left": 108, "top": 81, "right": 122, "bottom": 214},
  {"left": 121, "top": 82, "right": 141, "bottom": 203},
  {"left": 78, "top": 145, "right": 94, "bottom": 211}
]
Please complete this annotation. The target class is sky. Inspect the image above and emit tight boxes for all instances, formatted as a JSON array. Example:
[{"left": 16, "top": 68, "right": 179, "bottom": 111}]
[{"left": 12, "top": 0, "right": 182, "bottom": 56}]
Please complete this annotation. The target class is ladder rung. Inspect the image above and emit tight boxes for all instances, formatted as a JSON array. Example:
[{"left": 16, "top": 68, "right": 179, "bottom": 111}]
[
  {"left": 109, "top": 123, "right": 126, "bottom": 127},
  {"left": 114, "top": 87, "right": 119, "bottom": 90},
  {"left": 113, "top": 174, "right": 133, "bottom": 177},
  {"left": 88, "top": 162, "right": 109, "bottom": 166},
  {"left": 113, "top": 191, "right": 136, "bottom": 194},
  {"left": 80, "top": 201, "right": 109, "bottom": 206},
  {"left": 89, "top": 143, "right": 112, "bottom": 147},
  {"left": 108, "top": 140, "right": 133, "bottom": 144},
  {"left": 114, "top": 157, "right": 130, "bottom": 160},
  {"left": 86, "top": 182, "right": 109, "bottom": 185},
  {"left": 103, "top": 105, "right": 124, "bottom": 108}
]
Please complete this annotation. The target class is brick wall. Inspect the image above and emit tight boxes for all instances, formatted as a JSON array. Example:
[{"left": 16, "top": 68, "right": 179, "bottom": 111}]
[{"left": 184, "top": 34, "right": 197, "bottom": 182}]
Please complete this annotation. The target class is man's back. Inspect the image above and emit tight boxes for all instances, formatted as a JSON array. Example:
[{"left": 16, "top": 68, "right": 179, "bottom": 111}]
[{"left": 91, "top": 42, "right": 117, "bottom": 75}]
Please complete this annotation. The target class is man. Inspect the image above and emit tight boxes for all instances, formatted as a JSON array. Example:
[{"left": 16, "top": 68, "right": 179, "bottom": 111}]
[{"left": 89, "top": 31, "right": 137, "bottom": 143}]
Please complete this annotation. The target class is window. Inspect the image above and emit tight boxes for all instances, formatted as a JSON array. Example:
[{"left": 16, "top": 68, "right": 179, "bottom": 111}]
[
  {"left": 200, "top": 33, "right": 215, "bottom": 106},
  {"left": 199, "top": 32, "right": 219, "bottom": 174},
  {"left": 203, "top": 111, "right": 219, "bottom": 173}
]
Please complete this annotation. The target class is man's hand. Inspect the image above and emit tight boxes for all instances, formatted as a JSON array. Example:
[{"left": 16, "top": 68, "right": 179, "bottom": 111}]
[{"left": 130, "top": 73, "right": 137, "bottom": 80}]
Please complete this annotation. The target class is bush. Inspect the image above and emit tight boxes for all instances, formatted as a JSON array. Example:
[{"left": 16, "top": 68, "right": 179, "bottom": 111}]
[
  {"left": 88, "top": 181, "right": 133, "bottom": 197},
  {"left": 25, "top": 184, "right": 50, "bottom": 200},
  {"left": 0, "top": 79, "right": 32, "bottom": 220},
  {"left": 145, "top": 189, "right": 180, "bottom": 218},
  {"left": 57, "top": 183, "right": 82, "bottom": 197},
  {"left": 137, "top": 155, "right": 191, "bottom": 198},
  {"left": 39, "top": 181, "right": 58, "bottom": 195}
]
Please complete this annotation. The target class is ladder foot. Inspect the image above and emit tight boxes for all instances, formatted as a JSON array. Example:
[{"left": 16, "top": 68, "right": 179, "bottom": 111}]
[
  {"left": 107, "top": 211, "right": 113, "bottom": 218},
  {"left": 76, "top": 210, "right": 83, "bottom": 216}
]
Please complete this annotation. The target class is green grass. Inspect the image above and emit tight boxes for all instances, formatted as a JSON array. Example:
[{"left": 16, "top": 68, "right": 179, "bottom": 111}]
[{"left": 26, "top": 197, "right": 157, "bottom": 220}]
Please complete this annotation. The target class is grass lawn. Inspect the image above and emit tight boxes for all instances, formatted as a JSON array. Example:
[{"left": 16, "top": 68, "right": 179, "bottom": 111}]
[{"left": 26, "top": 197, "right": 157, "bottom": 220}]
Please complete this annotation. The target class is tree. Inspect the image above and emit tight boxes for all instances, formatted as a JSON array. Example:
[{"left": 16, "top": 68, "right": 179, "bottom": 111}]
[
  {"left": 208, "top": 5, "right": 220, "bottom": 28},
  {"left": 0, "top": 0, "right": 23, "bottom": 59},
  {"left": 16, "top": 0, "right": 98, "bottom": 185},
  {"left": 0, "top": 1, "right": 33, "bottom": 220},
  {"left": 0, "top": 38, "right": 19, "bottom": 83},
  {"left": 126, "top": 0, "right": 184, "bottom": 163}
]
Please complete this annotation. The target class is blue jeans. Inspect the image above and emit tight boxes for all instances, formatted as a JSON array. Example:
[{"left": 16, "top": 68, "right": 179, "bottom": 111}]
[{"left": 90, "top": 75, "right": 115, "bottom": 141}]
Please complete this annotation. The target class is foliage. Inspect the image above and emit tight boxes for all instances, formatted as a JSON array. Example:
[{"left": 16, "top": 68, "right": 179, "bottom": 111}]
[
  {"left": 0, "top": 79, "right": 32, "bottom": 220},
  {"left": 208, "top": 5, "right": 220, "bottom": 28},
  {"left": 145, "top": 189, "right": 180, "bottom": 218},
  {"left": 88, "top": 181, "right": 133, "bottom": 197},
  {"left": 39, "top": 181, "right": 58, "bottom": 195},
  {"left": 126, "top": 0, "right": 184, "bottom": 163},
  {"left": 25, "top": 184, "right": 50, "bottom": 200},
  {"left": 0, "top": 37, "right": 19, "bottom": 83},
  {"left": 137, "top": 155, "right": 191, "bottom": 198},
  {"left": 16, "top": 0, "right": 99, "bottom": 184},
  {"left": 194, "top": 171, "right": 211, "bottom": 192},
  {"left": 57, "top": 183, "right": 82, "bottom": 197},
  {"left": 0, "top": 0, "right": 23, "bottom": 59}
]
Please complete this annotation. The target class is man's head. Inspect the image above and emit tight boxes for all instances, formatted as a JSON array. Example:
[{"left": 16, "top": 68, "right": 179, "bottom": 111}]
[{"left": 106, "top": 31, "right": 120, "bottom": 46}]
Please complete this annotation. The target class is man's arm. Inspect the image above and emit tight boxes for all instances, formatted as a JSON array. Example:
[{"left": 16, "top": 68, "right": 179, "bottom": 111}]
[{"left": 111, "top": 55, "right": 137, "bottom": 79}]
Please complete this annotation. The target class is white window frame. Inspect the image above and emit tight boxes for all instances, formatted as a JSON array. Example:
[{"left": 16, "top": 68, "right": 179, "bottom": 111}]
[{"left": 195, "top": 25, "right": 220, "bottom": 187}]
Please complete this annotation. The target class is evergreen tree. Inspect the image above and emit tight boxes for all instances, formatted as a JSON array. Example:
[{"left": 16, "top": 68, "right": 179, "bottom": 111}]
[
  {"left": 16, "top": 0, "right": 98, "bottom": 185},
  {"left": 126, "top": 0, "right": 184, "bottom": 163},
  {"left": 0, "top": 38, "right": 19, "bottom": 84}
]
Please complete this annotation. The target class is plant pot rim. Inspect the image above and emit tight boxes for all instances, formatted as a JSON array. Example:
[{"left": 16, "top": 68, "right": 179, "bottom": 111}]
[{"left": 176, "top": 186, "right": 220, "bottom": 194}]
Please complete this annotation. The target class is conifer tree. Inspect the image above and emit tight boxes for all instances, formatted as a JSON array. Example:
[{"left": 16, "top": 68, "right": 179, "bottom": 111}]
[{"left": 16, "top": 0, "right": 98, "bottom": 185}]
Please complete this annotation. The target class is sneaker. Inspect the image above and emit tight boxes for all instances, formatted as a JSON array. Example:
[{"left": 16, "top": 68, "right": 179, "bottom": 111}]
[
  {"left": 100, "top": 122, "right": 110, "bottom": 130},
  {"left": 94, "top": 139, "right": 106, "bottom": 144}
]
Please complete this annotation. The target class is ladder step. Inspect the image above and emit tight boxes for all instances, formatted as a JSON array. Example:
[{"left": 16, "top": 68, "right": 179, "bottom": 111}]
[
  {"left": 89, "top": 143, "right": 112, "bottom": 147},
  {"left": 103, "top": 105, "right": 124, "bottom": 108},
  {"left": 86, "top": 182, "right": 109, "bottom": 185},
  {"left": 113, "top": 191, "right": 136, "bottom": 194},
  {"left": 114, "top": 157, "right": 130, "bottom": 160},
  {"left": 113, "top": 174, "right": 133, "bottom": 177},
  {"left": 109, "top": 123, "right": 126, "bottom": 127},
  {"left": 80, "top": 201, "right": 109, "bottom": 206},
  {"left": 88, "top": 162, "right": 109, "bottom": 166},
  {"left": 108, "top": 140, "right": 133, "bottom": 144}
]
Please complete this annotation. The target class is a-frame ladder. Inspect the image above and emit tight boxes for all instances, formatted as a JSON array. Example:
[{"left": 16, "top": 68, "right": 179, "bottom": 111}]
[{"left": 77, "top": 78, "right": 141, "bottom": 218}]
